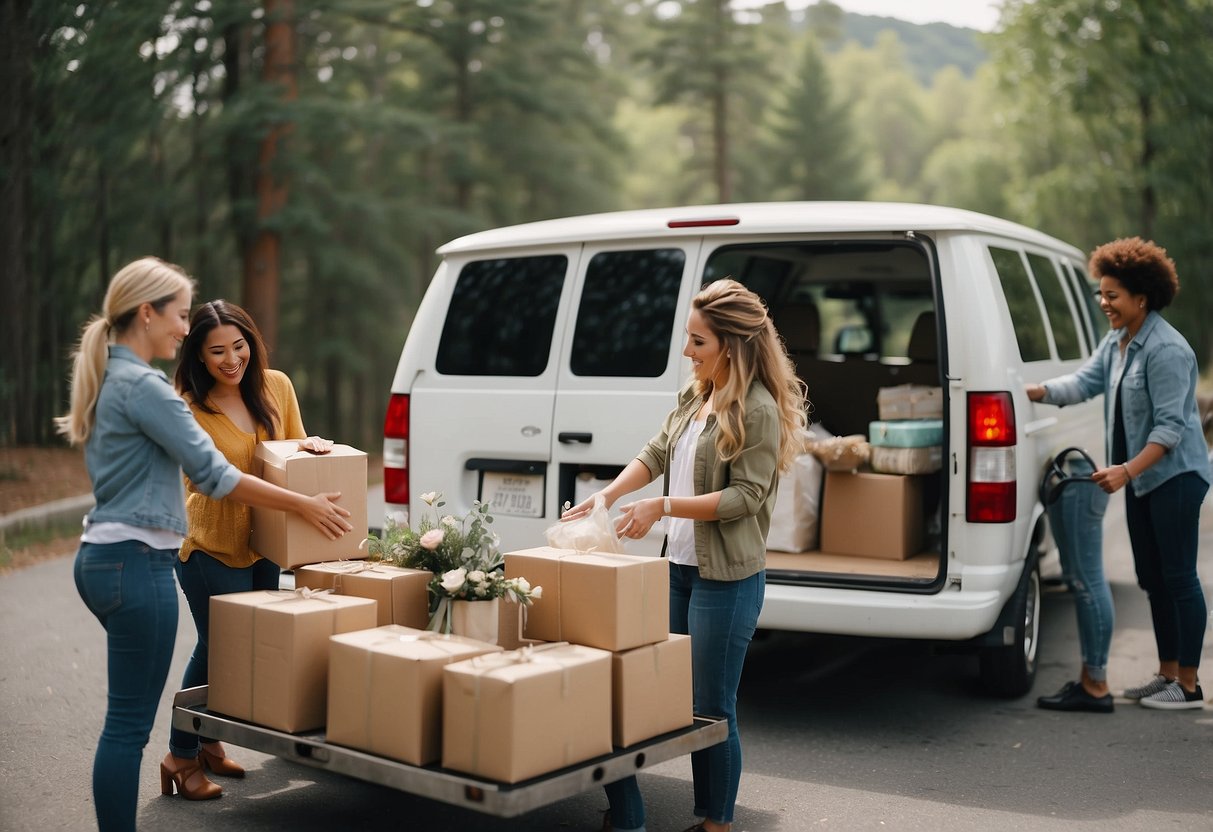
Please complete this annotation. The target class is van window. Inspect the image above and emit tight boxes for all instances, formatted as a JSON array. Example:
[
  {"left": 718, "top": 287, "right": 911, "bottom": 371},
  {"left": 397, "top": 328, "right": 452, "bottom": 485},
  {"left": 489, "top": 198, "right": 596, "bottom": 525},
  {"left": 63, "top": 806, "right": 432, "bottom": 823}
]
[
  {"left": 436, "top": 255, "right": 567, "bottom": 376},
  {"left": 989, "top": 247, "right": 1051, "bottom": 362},
  {"left": 1066, "top": 261, "right": 1107, "bottom": 345},
  {"left": 570, "top": 249, "right": 685, "bottom": 377},
  {"left": 1026, "top": 253, "right": 1082, "bottom": 360}
]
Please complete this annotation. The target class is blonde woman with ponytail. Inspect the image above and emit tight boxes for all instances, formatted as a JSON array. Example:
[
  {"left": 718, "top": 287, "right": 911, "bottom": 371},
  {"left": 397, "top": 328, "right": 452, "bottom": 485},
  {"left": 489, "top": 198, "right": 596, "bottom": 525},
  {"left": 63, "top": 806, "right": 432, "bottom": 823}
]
[
  {"left": 58, "top": 258, "right": 353, "bottom": 832},
  {"left": 563, "top": 279, "right": 808, "bottom": 832}
]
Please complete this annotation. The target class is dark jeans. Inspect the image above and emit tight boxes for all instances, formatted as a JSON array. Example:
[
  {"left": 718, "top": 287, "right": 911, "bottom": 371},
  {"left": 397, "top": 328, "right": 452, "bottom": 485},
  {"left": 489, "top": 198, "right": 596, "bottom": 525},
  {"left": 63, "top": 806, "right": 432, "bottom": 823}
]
[
  {"left": 74, "top": 541, "right": 179, "bottom": 832},
  {"left": 1125, "top": 471, "right": 1209, "bottom": 668},
  {"left": 605, "top": 563, "right": 765, "bottom": 828},
  {"left": 168, "top": 551, "right": 280, "bottom": 758}
]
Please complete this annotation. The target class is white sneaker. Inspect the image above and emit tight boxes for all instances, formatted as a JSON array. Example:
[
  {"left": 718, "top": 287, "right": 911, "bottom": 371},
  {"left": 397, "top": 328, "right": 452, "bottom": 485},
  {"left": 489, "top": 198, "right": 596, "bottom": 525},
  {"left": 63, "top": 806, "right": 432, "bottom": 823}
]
[
  {"left": 1139, "top": 681, "right": 1205, "bottom": 710},
  {"left": 1120, "top": 674, "right": 1172, "bottom": 700}
]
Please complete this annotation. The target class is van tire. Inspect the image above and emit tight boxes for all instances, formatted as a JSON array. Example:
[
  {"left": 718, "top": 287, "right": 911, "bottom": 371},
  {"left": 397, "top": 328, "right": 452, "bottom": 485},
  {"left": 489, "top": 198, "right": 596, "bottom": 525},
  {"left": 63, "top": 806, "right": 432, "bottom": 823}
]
[{"left": 978, "top": 561, "right": 1041, "bottom": 698}]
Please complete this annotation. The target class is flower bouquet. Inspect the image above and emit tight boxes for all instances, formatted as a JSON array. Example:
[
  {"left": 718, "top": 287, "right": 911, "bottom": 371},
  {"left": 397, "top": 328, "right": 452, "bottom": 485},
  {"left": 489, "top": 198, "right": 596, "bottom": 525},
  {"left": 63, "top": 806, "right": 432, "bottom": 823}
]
[{"left": 362, "top": 492, "right": 541, "bottom": 636}]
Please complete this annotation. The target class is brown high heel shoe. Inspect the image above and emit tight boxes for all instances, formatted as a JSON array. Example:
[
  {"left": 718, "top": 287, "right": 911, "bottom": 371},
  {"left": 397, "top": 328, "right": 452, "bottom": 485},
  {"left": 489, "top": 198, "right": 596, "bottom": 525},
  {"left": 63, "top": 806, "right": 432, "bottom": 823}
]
[
  {"left": 160, "top": 753, "right": 222, "bottom": 800},
  {"left": 199, "top": 742, "right": 246, "bottom": 778}
]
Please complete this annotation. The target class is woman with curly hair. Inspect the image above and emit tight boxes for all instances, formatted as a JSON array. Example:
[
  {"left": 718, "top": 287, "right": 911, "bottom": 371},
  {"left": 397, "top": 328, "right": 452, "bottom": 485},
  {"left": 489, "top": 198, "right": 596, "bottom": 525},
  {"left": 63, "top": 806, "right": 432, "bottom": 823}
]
[
  {"left": 563, "top": 279, "right": 809, "bottom": 832},
  {"left": 1028, "top": 237, "right": 1211, "bottom": 711}
]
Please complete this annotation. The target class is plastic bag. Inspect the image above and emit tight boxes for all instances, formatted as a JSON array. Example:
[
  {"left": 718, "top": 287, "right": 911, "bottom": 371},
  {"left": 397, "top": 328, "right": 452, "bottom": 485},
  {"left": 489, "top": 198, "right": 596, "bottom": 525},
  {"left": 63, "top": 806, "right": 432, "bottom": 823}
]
[
  {"left": 544, "top": 493, "right": 625, "bottom": 553},
  {"left": 767, "top": 444, "right": 824, "bottom": 552}
]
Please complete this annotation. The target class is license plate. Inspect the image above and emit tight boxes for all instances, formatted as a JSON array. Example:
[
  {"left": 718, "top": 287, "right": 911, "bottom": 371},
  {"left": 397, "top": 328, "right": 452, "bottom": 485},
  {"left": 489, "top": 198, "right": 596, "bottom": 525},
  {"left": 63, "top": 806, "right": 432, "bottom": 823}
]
[{"left": 481, "top": 472, "right": 544, "bottom": 518}]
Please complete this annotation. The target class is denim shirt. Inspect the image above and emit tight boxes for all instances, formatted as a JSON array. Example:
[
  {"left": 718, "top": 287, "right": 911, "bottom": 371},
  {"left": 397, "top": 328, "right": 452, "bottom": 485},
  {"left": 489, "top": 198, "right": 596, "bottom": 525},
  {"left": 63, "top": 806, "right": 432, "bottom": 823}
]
[
  {"left": 85, "top": 345, "right": 242, "bottom": 535},
  {"left": 635, "top": 379, "right": 781, "bottom": 581},
  {"left": 1041, "top": 311, "right": 1211, "bottom": 496}
]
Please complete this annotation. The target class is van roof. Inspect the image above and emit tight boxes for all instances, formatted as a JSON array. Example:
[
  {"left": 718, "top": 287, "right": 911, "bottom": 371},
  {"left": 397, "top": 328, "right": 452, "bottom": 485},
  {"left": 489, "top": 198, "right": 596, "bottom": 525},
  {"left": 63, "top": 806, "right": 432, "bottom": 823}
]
[{"left": 437, "top": 201, "right": 1085, "bottom": 258}]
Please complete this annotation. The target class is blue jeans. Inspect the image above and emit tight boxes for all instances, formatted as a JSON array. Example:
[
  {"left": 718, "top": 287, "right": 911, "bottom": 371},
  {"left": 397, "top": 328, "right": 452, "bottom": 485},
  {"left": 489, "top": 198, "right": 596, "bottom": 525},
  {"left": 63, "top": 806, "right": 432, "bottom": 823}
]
[
  {"left": 169, "top": 550, "right": 280, "bottom": 758},
  {"left": 605, "top": 564, "right": 765, "bottom": 828},
  {"left": 74, "top": 541, "right": 179, "bottom": 832},
  {"left": 1045, "top": 463, "right": 1113, "bottom": 680},
  {"left": 1125, "top": 471, "right": 1209, "bottom": 668}
]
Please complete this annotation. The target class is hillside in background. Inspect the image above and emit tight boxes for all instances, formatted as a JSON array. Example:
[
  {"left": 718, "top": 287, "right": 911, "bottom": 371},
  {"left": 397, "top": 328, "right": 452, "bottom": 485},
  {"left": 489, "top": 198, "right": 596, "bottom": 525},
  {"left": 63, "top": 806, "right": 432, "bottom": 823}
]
[{"left": 833, "top": 12, "right": 988, "bottom": 83}]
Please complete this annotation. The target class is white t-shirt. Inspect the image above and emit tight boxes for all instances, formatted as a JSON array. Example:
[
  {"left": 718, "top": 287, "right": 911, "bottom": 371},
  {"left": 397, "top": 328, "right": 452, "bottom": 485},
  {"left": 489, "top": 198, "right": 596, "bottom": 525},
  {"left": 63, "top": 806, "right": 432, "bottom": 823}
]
[{"left": 666, "top": 417, "right": 707, "bottom": 566}]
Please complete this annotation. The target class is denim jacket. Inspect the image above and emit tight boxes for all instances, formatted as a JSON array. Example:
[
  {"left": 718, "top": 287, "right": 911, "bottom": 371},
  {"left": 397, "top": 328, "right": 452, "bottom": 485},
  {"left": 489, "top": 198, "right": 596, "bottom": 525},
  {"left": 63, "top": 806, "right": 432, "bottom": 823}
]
[
  {"left": 635, "top": 379, "right": 781, "bottom": 581},
  {"left": 1041, "top": 311, "right": 1211, "bottom": 496},
  {"left": 85, "top": 345, "right": 242, "bottom": 535}
]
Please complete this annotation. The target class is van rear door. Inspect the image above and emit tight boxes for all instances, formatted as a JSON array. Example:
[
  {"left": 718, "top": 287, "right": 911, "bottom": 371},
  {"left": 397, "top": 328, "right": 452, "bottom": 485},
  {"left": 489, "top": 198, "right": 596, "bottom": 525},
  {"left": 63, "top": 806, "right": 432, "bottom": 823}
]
[
  {"left": 549, "top": 240, "right": 703, "bottom": 555},
  {"left": 405, "top": 249, "right": 579, "bottom": 541}
]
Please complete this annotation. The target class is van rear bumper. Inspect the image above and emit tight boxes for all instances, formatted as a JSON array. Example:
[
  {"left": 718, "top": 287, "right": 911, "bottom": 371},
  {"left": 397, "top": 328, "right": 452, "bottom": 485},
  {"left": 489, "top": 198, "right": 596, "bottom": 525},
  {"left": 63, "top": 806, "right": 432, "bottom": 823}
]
[{"left": 759, "top": 582, "right": 1004, "bottom": 641}]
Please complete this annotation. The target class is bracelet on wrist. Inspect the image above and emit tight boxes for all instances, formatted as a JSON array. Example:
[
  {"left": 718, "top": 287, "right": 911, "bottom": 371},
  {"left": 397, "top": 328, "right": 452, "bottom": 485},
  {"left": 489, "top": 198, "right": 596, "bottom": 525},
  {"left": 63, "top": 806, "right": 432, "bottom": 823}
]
[
  {"left": 664, "top": 496, "right": 671, "bottom": 517},
  {"left": 1122, "top": 463, "right": 1133, "bottom": 480}
]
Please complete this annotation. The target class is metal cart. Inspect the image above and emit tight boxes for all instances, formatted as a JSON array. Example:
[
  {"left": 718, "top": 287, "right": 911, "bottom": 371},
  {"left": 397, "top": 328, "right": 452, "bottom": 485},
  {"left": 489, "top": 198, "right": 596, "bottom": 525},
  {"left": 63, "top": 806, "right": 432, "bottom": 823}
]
[{"left": 171, "top": 686, "right": 726, "bottom": 818}]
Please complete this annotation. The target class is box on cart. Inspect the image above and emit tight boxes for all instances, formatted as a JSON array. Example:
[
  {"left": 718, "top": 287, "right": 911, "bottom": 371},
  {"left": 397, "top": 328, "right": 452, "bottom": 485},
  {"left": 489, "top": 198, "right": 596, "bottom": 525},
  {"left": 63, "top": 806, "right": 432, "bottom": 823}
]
[
  {"left": 208, "top": 589, "right": 377, "bottom": 733},
  {"left": 442, "top": 642, "right": 612, "bottom": 783},
  {"left": 504, "top": 547, "right": 668, "bottom": 651},
  {"left": 327, "top": 626, "right": 501, "bottom": 765},
  {"left": 250, "top": 440, "right": 368, "bottom": 569},
  {"left": 295, "top": 561, "right": 431, "bottom": 629},
  {"left": 612, "top": 634, "right": 693, "bottom": 747}
]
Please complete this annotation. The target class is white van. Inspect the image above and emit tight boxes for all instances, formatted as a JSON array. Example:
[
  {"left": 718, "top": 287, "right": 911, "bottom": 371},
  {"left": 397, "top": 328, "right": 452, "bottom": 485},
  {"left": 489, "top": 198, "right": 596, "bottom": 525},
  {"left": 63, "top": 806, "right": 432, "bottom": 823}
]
[{"left": 383, "top": 202, "right": 1105, "bottom": 696}]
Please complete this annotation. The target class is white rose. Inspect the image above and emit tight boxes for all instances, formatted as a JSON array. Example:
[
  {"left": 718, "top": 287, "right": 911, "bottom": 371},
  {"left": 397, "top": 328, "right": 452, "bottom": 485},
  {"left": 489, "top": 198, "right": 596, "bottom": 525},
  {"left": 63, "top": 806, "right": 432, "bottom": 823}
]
[
  {"left": 467, "top": 570, "right": 486, "bottom": 583},
  {"left": 440, "top": 568, "right": 467, "bottom": 594},
  {"left": 419, "top": 529, "right": 444, "bottom": 550},
  {"left": 441, "top": 515, "right": 458, "bottom": 527},
  {"left": 513, "top": 577, "right": 531, "bottom": 593}
]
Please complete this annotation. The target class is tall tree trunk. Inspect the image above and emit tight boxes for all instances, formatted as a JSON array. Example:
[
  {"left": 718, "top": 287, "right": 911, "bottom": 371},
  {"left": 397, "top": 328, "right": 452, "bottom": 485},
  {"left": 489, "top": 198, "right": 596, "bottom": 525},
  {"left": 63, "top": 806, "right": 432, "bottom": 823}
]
[
  {"left": 242, "top": 0, "right": 298, "bottom": 356},
  {"left": 712, "top": 0, "right": 731, "bottom": 203},
  {"left": 224, "top": 21, "right": 255, "bottom": 266},
  {"left": 1138, "top": 92, "right": 1156, "bottom": 240},
  {"left": 96, "top": 167, "right": 111, "bottom": 298},
  {"left": 0, "top": 0, "right": 33, "bottom": 443}
]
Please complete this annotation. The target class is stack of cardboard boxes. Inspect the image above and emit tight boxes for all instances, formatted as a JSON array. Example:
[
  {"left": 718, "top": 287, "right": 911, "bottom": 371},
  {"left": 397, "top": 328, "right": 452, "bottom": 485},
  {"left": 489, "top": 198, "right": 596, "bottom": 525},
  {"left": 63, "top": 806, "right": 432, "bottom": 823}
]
[{"left": 202, "top": 444, "right": 693, "bottom": 784}]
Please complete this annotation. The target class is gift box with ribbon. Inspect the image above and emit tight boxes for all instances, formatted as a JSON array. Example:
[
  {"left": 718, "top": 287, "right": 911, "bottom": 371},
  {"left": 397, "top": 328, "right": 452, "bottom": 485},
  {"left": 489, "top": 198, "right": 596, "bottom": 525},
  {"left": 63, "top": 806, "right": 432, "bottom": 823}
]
[
  {"left": 326, "top": 625, "right": 502, "bottom": 765},
  {"left": 612, "top": 633, "right": 693, "bottom": 747},
  {"left": 504, "top": 547, "right": 668, "bottom": 652},
  {"left": 208, "top": 588, "right": 377, "bottom": 733},
  {"left": 442, "top": 642, "right": 612, "bottom": 783},
  {"left": 295, "top": 560, "right": 431, "bottom": 629}
]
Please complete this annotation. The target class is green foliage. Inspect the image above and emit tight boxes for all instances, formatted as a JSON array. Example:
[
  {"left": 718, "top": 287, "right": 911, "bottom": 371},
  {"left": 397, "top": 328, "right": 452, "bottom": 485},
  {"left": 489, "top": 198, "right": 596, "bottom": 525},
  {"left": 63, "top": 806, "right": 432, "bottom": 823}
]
[{"left": 7, "top": 0, "right": 1213, "bottom": 450}]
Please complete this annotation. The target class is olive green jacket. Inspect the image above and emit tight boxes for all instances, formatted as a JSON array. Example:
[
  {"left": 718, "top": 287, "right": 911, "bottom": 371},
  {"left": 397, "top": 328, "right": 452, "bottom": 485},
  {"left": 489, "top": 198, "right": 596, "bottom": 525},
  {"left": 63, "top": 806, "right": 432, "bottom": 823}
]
[{"left": 635, "top": 379, "right": 780, "bottom": 581}]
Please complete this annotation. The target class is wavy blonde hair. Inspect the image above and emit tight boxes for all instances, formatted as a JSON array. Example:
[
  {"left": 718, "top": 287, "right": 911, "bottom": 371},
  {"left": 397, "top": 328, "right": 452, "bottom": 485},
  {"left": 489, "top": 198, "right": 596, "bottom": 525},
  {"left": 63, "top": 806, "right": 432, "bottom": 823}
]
[
  {"left": 693, "top": 279, "right": 809, "bottom": 473},
  {"left": 54, "top": 257, "right": 195, "bottom": 445}
]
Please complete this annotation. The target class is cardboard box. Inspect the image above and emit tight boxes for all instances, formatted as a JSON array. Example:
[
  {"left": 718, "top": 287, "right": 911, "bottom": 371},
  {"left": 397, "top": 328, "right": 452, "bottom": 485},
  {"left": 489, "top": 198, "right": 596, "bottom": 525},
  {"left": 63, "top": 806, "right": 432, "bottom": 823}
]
[
  {"left": 251, "top": 440, "right": 368, "bottom": 569},
  {"left": 612, "top": 634, "right": 693, "bottom": 747},
  {"left": 442, "top": 643, "right": 612, "bottom": 782},
  {"left": 208, "top": 589, "right": 377, "bottom": 732},
  {"left": 870, "top": 445, "right": 942, "bottom": 475},
  {"left": 327, "top": 626, "right": 501, "bottom": 765},
  {"left": 819, "top": 472, "right": 924, "bottom": 560},
  {"left": 868, "top": 420, "right": 943, "bottom": 448},
  {"left": 877, "top": 384, "right": 943, "bottom": 421},
  {"left": 505, "top": 547, "right": 669, "bottom": 651},
  {"left": 295, "top": 561, "right": 431, "bottom": 629}
]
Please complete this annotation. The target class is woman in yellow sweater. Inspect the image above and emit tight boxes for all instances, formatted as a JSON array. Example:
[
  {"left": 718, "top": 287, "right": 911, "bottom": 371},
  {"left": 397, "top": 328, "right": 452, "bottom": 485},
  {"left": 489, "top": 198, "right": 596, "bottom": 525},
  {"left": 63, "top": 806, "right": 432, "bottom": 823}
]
[{"left": 165, "top": 300, "right": 331, "bottom": 796}]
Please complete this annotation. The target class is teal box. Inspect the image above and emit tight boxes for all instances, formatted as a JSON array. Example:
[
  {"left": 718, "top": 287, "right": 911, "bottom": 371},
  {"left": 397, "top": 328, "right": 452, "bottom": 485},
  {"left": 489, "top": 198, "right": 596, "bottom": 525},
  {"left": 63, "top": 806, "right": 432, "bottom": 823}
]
[{"left": 869, "top": 419, "right": 943, "bottom": 448}]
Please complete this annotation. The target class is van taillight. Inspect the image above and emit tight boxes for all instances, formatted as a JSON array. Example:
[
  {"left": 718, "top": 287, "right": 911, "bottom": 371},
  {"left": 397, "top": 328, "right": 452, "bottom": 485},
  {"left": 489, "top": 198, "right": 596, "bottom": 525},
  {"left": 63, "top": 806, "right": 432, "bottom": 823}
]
[
  {"left": 383, "top": 393, "right": 410, "bottom": 506},
  {"left": 967, "top": 392, "right": 1016, "bottom": 523}
]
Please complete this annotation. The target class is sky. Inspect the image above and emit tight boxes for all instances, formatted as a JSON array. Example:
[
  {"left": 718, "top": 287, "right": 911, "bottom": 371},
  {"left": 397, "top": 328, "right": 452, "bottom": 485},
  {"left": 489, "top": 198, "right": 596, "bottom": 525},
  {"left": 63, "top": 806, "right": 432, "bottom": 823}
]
[{"left": 780, "top": 0, "right": 1003, "bottom": 32}]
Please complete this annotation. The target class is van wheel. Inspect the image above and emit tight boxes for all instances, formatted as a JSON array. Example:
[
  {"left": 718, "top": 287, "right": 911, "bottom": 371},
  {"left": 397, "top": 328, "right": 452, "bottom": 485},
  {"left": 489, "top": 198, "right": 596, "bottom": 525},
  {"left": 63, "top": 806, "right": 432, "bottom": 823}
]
[{"left": 979, "top": 562, "right": 1041, "bottom": 698}]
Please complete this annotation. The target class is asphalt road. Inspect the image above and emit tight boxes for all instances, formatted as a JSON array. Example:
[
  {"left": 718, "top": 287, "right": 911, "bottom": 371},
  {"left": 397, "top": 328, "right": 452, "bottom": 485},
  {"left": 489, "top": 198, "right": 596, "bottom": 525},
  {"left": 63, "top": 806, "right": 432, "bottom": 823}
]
[{"left": 2, "top": 498, "right": 1210, "bottom": 832}]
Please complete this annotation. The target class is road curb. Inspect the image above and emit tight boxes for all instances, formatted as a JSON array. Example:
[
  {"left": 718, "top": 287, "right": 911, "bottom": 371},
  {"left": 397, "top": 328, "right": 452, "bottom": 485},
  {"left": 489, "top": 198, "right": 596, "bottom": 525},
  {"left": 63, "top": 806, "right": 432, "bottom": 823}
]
[{"left": 0, "top": 494, "right": 94, "bottom": 539}]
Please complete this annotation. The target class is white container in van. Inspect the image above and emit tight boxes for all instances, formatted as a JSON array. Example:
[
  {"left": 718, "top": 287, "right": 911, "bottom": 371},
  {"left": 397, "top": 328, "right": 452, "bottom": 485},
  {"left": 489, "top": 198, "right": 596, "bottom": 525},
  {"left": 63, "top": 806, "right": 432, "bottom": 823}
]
[{"left": 384, "top": 202, "right": 1105, "bottom": 696}]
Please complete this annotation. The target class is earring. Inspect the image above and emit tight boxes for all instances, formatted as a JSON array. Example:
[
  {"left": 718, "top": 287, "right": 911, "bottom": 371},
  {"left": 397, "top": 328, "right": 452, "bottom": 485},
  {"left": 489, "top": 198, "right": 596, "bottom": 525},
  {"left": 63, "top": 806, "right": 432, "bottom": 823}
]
[{"left": 145, "top": 318, "right": 151, "bottom": 332}]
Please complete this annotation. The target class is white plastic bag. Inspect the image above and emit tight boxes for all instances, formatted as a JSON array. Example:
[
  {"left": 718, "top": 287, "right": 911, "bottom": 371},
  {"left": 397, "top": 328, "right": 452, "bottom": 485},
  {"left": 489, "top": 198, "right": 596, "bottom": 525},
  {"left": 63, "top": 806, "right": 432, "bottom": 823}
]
[
  {"left": 767, "top": 428, "right": 825, "bottom": 552},
  {"left": 545, "top": 494, "right": 625, "bottom": 553}
]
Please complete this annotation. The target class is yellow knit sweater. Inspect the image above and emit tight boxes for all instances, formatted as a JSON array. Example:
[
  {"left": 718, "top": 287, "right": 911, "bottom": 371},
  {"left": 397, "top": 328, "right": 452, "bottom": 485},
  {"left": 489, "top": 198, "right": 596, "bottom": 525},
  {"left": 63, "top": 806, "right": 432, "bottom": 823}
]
[{"left": 180, "top": 369, "right": 306, "bottom": 568}]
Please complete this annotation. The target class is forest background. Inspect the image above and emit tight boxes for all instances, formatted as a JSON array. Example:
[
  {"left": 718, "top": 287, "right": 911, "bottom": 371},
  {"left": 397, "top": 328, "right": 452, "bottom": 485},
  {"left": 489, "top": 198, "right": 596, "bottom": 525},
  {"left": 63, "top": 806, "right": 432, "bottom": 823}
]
[{"left": 3, "top": 0, "right": 1211, "bottom": 450}]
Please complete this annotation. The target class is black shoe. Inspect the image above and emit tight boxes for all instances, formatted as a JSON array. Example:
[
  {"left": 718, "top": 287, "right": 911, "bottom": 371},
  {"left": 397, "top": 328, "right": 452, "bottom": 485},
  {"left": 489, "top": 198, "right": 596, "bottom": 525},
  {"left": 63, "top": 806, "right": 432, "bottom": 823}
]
[{"left": 1037, "top": 680, "right": 1114, "bottom": 713}]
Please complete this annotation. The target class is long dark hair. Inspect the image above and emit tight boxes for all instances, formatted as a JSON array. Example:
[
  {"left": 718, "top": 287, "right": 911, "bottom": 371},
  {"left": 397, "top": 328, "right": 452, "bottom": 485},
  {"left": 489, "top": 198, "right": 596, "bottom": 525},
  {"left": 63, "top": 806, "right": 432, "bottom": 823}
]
[{"left": 175, "top": 300, "right": 282, "bottom": 438}]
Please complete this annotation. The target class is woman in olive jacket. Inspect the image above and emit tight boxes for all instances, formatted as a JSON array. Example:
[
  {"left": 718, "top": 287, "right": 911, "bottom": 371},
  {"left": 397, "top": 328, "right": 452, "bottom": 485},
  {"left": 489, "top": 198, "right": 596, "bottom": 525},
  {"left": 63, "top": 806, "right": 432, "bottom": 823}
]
[{"left": 563, "top": 279, "right": 808, "bottom": 832}]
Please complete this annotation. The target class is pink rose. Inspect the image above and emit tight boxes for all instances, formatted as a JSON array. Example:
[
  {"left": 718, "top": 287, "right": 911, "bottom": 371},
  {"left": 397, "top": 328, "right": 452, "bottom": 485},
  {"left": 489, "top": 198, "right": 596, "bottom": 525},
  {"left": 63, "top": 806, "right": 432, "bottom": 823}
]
[{"left": 419, "top": 529, "right": 444, "bottom": 551}]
